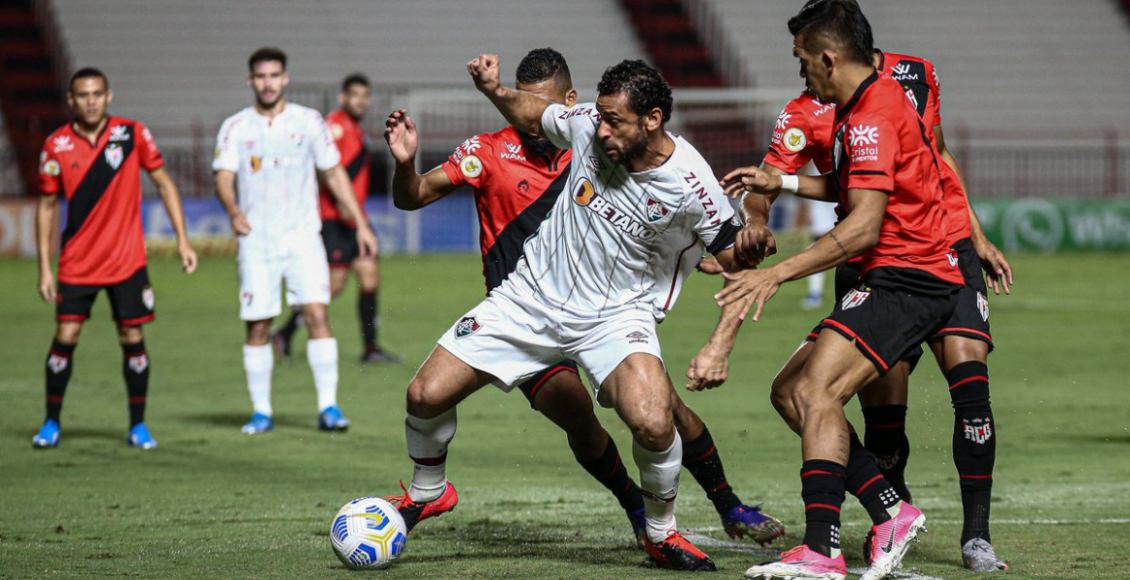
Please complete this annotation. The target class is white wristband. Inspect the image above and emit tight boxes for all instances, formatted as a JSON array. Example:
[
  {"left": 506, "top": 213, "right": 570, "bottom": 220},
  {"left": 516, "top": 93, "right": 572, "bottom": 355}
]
[{"left": 779, "top": 175, "right": 799, "bottom": 193}]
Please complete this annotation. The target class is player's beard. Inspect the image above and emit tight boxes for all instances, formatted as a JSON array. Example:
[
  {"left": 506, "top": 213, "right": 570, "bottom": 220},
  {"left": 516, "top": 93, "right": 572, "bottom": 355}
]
[
  {"left": 615, "top": 120, "right": 650, "bottom": 167},
  {"left": 518, "top": 131, "right": 559, "bottom": 161},
  {"left": 256, "top": 89, "right": 283, "bottom": 110}
]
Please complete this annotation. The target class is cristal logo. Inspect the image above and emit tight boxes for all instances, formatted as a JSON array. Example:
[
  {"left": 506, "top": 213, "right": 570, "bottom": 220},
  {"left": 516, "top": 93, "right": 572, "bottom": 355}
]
[
  {"left": 849, "top": 126, "right": 879, "bottom": 147},
  {"left": 774, "top": 111, "right": 791, "bottom": 131}
]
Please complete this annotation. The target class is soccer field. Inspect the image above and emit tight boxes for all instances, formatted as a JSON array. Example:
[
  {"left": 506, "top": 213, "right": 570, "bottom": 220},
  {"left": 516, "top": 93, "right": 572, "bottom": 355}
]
[{"left": 1, "top": 253, "right": 1128, "bottom": 580}]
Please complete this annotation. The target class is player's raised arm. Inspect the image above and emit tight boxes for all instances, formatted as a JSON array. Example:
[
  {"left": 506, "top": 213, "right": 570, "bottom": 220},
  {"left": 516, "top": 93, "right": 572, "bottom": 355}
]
[
  {"left": 385, "top": 109, "right": 459, "bottom": 210},
  {"left": 148, "top": 167, "right": 197, "bottom": 274},
  {"left": 468, "top": 54, "right": 550, "bottom": 137}
]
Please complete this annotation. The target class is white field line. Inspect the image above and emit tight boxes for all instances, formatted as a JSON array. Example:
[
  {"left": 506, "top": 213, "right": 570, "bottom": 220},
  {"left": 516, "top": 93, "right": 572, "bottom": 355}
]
[{"left": 694, "top": 518, "right": 1130, "bottom": 533}]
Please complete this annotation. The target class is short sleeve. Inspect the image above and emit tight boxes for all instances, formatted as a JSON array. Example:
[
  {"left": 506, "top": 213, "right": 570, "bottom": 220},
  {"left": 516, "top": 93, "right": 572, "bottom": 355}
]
[
  {"left": 844, "top": 115, "right": 896, "bottom": 193},
  {"left": 311, "top": 113, "right": 341, "bottom": 171},
  {"left": 39, "top": 144, "right": 62, "bottom": 195},
  {"left": 440, "top": 134, "right": 490, "bottom": 189},
  {"left": 926, "top": 61, "right": 942, "bottom": 126},
  {"left": 540, "top": 102, "right": 600, "bottom": 150},
  {"left": 135, "top": 122, "right": 164, "bottom": 172},
  {"left": 212, "top": 116, "right": 241, "bottom": 173},
  {"left": 763, "top": 102, "right": 815, "bottom": 174},
  {"left": 685, "top": 172, "right": 739, "bottom": 255}
]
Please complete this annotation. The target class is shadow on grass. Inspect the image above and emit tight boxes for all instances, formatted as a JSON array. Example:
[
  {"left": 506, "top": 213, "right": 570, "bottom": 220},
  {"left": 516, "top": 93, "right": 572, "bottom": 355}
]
[{"left": 180, "top": 411, "right": 321, "bottom": 431}]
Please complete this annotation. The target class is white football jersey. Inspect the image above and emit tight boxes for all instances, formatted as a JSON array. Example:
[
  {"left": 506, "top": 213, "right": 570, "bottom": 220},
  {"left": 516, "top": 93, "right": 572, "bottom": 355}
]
[
  {"left": 213, "top": 103, "right": 340, "bottom": 252},
  {"left": 514, "top": 102, "right": 737, "bottom": 321}
]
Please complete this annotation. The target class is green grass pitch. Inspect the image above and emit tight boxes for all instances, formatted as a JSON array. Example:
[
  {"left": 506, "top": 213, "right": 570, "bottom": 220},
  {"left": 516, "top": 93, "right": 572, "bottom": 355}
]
[{"left": 1, "top": 252, "right": 1128, "bottom": 579}]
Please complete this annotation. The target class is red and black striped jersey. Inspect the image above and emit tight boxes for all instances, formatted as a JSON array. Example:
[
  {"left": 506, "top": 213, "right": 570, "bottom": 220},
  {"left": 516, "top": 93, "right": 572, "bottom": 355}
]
[
  {"left": 39, "top": 116, "right": 163, "bottom": 285},
  {"left": 319, "top": 109, "right": 369, "bottom": 224},
  {"left": 440, "top": 126, "right": 571, "bottom": 293}
]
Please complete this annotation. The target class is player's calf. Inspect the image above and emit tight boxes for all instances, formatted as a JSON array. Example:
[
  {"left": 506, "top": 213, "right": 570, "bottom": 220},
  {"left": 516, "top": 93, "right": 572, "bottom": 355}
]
[{"left": 947, "top": 361, "right": 996, "bottom": 546}]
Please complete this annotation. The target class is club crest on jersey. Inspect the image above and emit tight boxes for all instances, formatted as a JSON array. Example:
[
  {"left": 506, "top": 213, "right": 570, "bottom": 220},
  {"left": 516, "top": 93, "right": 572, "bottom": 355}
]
[
  {"left": 783, "top": 127, "right": 807, "bottom": 152},
  {"left": 977, "top": 291, "right": 989, "bottom": 322},
  {"left": 963, "top": 417, "right": 993, "bottom": 445},
  {"left": 904, "top": 88, "right": 919, "bottom": 111},
  {"left": 842, "top": 287, "right": 871, "bottom": 310},
  {"left": 109, "top": 125, "right": 131, "bottom": 142},
  {"left": 460, "top": 155, "right": 483, "bottom": 178},
  {"left": 455, "top": 316, "right": 481, "bottom": 339},
  {"left": 645, "top": 197, "right": 669, "bottom": 223},
  {"left": 142, "top": 286, "right": 155, "bottom": 311},
  {"left": 53, "top": 135, "right": 74, "bottom": 153},
  {"left": 104, "top": 144, "right": 124, "bottom": 170}
]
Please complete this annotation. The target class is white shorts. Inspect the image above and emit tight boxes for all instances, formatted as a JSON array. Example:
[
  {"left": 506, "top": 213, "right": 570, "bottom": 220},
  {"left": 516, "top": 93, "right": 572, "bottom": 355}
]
[
  {"left": 237, "top": 233, "right": 331, "bottom": 321},
  {"left": 436, "top": 276, "right": 663, "bottom": 402}
]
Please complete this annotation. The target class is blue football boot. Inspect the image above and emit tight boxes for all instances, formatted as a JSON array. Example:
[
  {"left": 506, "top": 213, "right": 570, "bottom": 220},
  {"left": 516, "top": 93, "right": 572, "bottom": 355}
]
[
  {"left": 241, "top": 412, "right": 274, "bottom": 434},
  {"left": 32, "top": 419, "right": 61, "bottom": 448},
  {"left": 721, "top": 503, "right": 786, "bottom": 546},
  {"left": 318, "top": 405, "right": 351, "bottom": 431},
  {"left": 128, "top": 422, "right": 158, "bottom": 449}
]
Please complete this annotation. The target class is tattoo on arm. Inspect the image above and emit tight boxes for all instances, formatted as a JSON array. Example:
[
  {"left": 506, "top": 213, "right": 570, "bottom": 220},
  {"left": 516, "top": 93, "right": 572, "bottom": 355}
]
[{"left": 830, "top": 232, "right": 849, "bottom": 259}]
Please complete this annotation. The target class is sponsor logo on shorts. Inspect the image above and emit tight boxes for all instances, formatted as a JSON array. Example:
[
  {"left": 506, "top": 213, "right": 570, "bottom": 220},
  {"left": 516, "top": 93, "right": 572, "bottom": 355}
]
[
  {"left": 963, "top": 417, "right": 993, "bottom": 444},
  {"left": 128, "top": 354, "right": 149, "bottom": 374},
  {"left": 47, "top": 354, "right": 69, "bottom": 374},
  {"left": 645, "top": 197, "right": 669, "bottom": 223},
  {"left": 783, "top": 127, "right": 807, "bottom": 152},
  {"left": 104, "top": 143, "right": 124, "bottom": 170},
  {"left": 977, "top": 291, "right": 989, "bottom": 322},
  {"left": 455, "top": 316, "right": 481, "bottom": 339},
  {"left": 626, "top": 330, "right": 649, "bottom": 344},
  {"left": 142, "top": 286, "right": 155, "bottom": 311},
  {"left": 841, "top": 287, "right": 871, "bottom": 310}
]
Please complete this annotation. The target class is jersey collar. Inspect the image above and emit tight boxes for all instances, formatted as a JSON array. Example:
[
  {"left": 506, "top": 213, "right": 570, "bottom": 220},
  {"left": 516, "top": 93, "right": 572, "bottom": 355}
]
[{"left": 835, "top": 71, "right": 880, "bottom": 123}]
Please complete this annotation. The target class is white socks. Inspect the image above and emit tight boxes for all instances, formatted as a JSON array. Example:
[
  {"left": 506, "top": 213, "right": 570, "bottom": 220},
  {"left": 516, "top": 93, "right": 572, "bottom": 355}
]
[
  {"left": 243, "top": 344, "right": 274, "bottom": 416},
  {"left": 634, "top": 432, "right": 683, "bottom": 543},
  {"left": 307, "top": 338, "right": 339, "bottom": 411},
  {"left": 405, "top": 408, "right": 457, "bottom": 503},
  {"left": 807, "top": 269, "right": 826, "bottom": 296}
]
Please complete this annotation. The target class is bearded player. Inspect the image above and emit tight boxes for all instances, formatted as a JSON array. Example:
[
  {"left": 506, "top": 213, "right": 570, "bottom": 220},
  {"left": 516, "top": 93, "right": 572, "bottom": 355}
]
[{"left": 384, "top": 47, "right": 784, "bottom": 550}]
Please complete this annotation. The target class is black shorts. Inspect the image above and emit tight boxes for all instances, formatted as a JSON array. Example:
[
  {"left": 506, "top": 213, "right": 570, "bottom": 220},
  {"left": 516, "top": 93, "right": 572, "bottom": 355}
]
[
  {"left": 820, "top": 275, "right": 958, "bottom": 376},
  {"left": 322, "top": 220, "right": 359, "bottom": 267},
  {"left": 517, "top": 360, "right": 580, "bottom": 410},
  {"left": 930, "top": 237, "right": 993, "bottom": 350},
  {"left": 56, "top": 267, "right": 155, "bottom": 326},
  {"left": 804, "top": 262, "right": 925, "bottom": 372}
]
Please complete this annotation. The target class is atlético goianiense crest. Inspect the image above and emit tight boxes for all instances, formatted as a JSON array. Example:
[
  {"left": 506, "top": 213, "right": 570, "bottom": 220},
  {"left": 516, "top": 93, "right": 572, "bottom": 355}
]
[
  {"left": 455, "top": 316, "right": 481, "bottom": 339},
  {"left": 645, "top": 197, "right": 669, "bottom": 223}
]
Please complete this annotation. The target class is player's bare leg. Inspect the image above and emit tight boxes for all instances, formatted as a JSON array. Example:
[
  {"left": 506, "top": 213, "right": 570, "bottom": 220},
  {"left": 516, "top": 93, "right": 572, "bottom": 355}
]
[
  {"left": 116, "top": 324, "right": 155, "bottom": 448},
  {"left": 33, "top": 321, "right": 84, "bottom": 448},
  {"left": 353, "top": 256, "right": 401, "bottom": 364},
  {"left": 299, "top": 302, "right": 348, "bottom": 431},
  {"left": 600, "top": 353, "right": 716, "bottom": 572},
  {"left": 388, "top": 345, "right": 495, "bottom": 531},
  {"left": 928, "top": 336, "right": 1005, "bottom": 571}
]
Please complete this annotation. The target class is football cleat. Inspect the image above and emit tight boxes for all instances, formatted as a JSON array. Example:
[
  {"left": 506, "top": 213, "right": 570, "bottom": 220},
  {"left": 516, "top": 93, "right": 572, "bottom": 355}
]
[
  {"left": 628, "top": 507, "right": 647, "bottom": 550},
  {"left": 362, "top": 347, "right": 404, "bottom": 364},
  {"left": 384, "top": 480, "right": 459, "bottom": 533},
  {"left": 32, "top": 419, "right": 61, "bottom": 448},
  {"left": 722, "top": 504, "right": 787, "bottom": 546},
  {"left": 127, "top": 422, "right": 158, "bottom": 449},
  {"left": 241, "top": 412, "right": 275, "bottom": 434},
  {"left": 744, "top": 545, "right": 845, "bottom": 580},
  {"left": 861, "top": 502, "right": 927, "bottom": 580},
  {"left": 644, "top": 530, "right": 717, "bottom": 572},
  {"left": 318, "top": 405, "right": 351, "bottom": 431},
  {"left": 962, "top": 538, "right": 1008, "bottom": 572}
]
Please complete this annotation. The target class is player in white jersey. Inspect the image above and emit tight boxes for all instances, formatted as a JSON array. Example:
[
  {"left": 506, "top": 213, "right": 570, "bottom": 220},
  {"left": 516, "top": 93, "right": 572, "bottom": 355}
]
[
  {"left": 213, "top": 47, "right": 377, "bottom": 435},
  {"left": 382, "top": 56, "right": 756, "bottom": 572}
]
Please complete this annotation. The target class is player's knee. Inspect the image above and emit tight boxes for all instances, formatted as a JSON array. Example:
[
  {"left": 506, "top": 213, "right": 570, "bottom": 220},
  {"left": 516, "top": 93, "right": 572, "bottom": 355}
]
[
  {"left": 117, "top": 325, "right": 143, "bottom": 344},
  {"left": 302, "top": 306, "right": 331, "bottom": 337},
  {"left": 55, "top": 323, "right": 82, "bottom": 344},
  {"left": 627, "top": 406, "right": 675, "bottom": 452},
  {"left": 405, "top": 377, "right": 452, "bottom": 419}
]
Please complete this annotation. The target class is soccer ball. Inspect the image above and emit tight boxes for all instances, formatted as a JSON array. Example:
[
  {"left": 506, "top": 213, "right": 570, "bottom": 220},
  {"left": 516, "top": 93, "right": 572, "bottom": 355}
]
[{"left": 330, "top": 497, "right": 408, "bottom": 570}]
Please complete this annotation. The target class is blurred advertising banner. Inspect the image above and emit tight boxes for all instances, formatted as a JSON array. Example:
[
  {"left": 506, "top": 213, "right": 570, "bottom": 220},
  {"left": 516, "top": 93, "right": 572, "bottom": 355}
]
[
  {"left": 0, "top": 200, "right": 39, "bottom": 257},
  {"left": 975, "top": 199, "right": 1130, "bottom": 253}
]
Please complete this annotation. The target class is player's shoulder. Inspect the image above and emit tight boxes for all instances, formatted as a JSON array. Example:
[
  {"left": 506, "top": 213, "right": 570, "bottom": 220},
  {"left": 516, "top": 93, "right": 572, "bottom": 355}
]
[
  {"left": 881, "top": 51, "right": 936, "bottom": 81},
  {"left": 287, "top": 103, "right": 329, "bottom": 126},
  {"left": 43, "top": 123, "right": 74, "bottom": 152},
  {"left": 553, "top": 101, "right": 601, "bottom": 124},
  {"left": 667, "top": 136, "right": 721, "bottom": 197},
  {"left": 219, "top": 107, "right": 254, "bottom": 130}
]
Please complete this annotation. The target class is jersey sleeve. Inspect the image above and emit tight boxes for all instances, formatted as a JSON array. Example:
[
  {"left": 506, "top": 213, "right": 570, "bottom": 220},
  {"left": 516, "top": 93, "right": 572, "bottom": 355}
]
[
  {"left": 926, "top": 61, "right": 942, "bottom": 126},
  {"left": 311, "top": 113, "right": 342, "bottom": 171},
  {"left": 212, "top": 116, "right": 241, "bottom": 173},
  {"left": 685, "top": 173, "right": 740, "bottom": 255},
  {"left": 844, "top": 114, "right": 897, "bottom": 193},
  {"left": 540, "top": 102, "right": 600, "bottom": 150},
  {"left": 440, "top": 134, "right": 490, "bottom": 189},
  {"left": 763, "top": 102, "right": 816, "bottom": 174},
  {"left": 38, "top": 142, "right": 62, "bottom": 195},
  {"left": 135, "top": 122, "right": 164, "bottom": 172}
]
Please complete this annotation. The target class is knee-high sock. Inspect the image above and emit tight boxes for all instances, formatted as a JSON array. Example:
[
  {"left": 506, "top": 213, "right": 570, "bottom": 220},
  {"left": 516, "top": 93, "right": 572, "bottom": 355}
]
[
  {"left": 307, "top": 338, "right": 338, "bottom": 411},
  {"left": 845, "top": 433, "right": 900, "bottom": 525},
  {"left": 681, "top": 425, "right": 742, "bottom": 514},
  {"left": 633, "top": 432, "right": 683, "bottom": 544},
  {"left": 801, "top": 459, "right": 846, "bottom": 559},
  {"left": 45, "top": 340, "right": 76, "bottom": 423},
  {"left": 862, "top": 405, "right": 911, "bottom": 487},
  {"left": 243, "top": 344, "right": 273, "bottom": 416},
  {"left": 948, "top": 361, "right": 995, "bottom": 544},
  {"left": 359, "top": 291, "right": 378, "bottom": 350},
  {"left": 121, "top": 341, "right": 149, "bottom": 427},
  {"left": 578, "top": 437, "right": 645, "bottom": 513},
  {"left": 406, "top": 408, "right": 457, "bottom": 502}
]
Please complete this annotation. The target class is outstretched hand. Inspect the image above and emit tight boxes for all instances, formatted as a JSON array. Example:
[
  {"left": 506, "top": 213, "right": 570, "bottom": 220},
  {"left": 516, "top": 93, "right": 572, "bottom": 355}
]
[
  {"left": 719, "top": 166, "right": 782, "bottom": 199},
  {"left": 384, "top": 109, "right": 418, "bottom": 164},
  {"left": 714, "top": 268, "right": 782, "bottom": 322}
]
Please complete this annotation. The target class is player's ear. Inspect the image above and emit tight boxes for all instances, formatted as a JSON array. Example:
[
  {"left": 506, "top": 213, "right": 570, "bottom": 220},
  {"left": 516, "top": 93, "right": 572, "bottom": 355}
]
[
  {"left": 105, "top": 89, "right": 113, "bottom": 106},
  {"left": 821, "top": 50, "right": 835, "bottom": 77},
  {"left": 281, "top": 71, "right": 290, "bottom": 88},
  {"left": 66, "top": 91, "right": 75, "bottom": 110},
  {"left": 565, "top": 88, "right": 578, "bottom": 107},
  {"left": 644, "top": 107, "right": 663, "bottom": 132}
]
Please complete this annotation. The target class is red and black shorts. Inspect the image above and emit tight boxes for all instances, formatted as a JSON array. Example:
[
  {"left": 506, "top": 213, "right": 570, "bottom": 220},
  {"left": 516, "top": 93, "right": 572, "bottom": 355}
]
[
  {"left": 322, "top": 219, "right": 359, "bottom": 268},
  {"left": 930, "top": 237, "right": 993, "bottom": 350},
  {"left": 56, "top": 267, "right": 155, "bottom": 326},
  {"left": 517, "top": 360, "right": 580, "bottom": 410},
  {"left": 819, "top": 274, "right": 958, "bottom": 376}
]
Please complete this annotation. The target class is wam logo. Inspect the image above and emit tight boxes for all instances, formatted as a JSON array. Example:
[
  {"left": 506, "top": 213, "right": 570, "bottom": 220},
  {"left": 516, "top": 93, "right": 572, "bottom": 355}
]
[
  {"left": 848, "top": 126, "right": 879, "bottom": 147},
  {"left": 455, "top": 316, "right": 481, "bottom": 339},
  {"left": 892, "top": 63, "right": 912, "bottom": 76}
]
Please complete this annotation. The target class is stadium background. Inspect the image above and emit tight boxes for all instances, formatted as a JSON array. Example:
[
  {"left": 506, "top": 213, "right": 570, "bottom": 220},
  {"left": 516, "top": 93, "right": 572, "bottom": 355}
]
[{"left": 2, "top": 1, "right": 1129, "bottom": 579}]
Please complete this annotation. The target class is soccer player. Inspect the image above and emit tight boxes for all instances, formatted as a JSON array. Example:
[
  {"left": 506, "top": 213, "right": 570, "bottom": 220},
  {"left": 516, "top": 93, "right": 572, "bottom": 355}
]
[
  {"left": 380, "top": 54, "right": 759, "bottom": 571},
  {"left": 33, "top": 67, "right": 198, "bottom": 450},
  {"left": 713, "top": 3, "right": 965, "bottom": 578},
  {"left": 383, "top": 48, "right": 784, "bottom": 549},
  {"left": 213, "top": 48, "right": 377, "bottom": 435},
  {"left": 273, "top": 73, "right": 402, "bottom": 365},
  {"left": 737, "top": 1, "right": 1012, "bottom": 571}
]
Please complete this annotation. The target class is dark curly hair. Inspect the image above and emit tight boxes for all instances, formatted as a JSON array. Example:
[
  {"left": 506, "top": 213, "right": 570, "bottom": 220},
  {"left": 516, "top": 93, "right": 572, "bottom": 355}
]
[
  {"left": 341, "top": 73, "right": 370, "bottom": 92},
  {"left": 597, "top": 60, "right": 673, "bottom": 124},
  {"left": 516, "top": 48, "right": 571, "bottom": 87},
  {"left": 787, "top": 0, "right": 873, "bottom": 66}
]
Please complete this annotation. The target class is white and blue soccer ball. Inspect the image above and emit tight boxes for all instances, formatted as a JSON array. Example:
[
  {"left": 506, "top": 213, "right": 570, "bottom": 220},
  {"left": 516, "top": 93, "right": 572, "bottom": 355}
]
[{"left": 330, "top": 497, "right": 408, "bottom": 570}]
